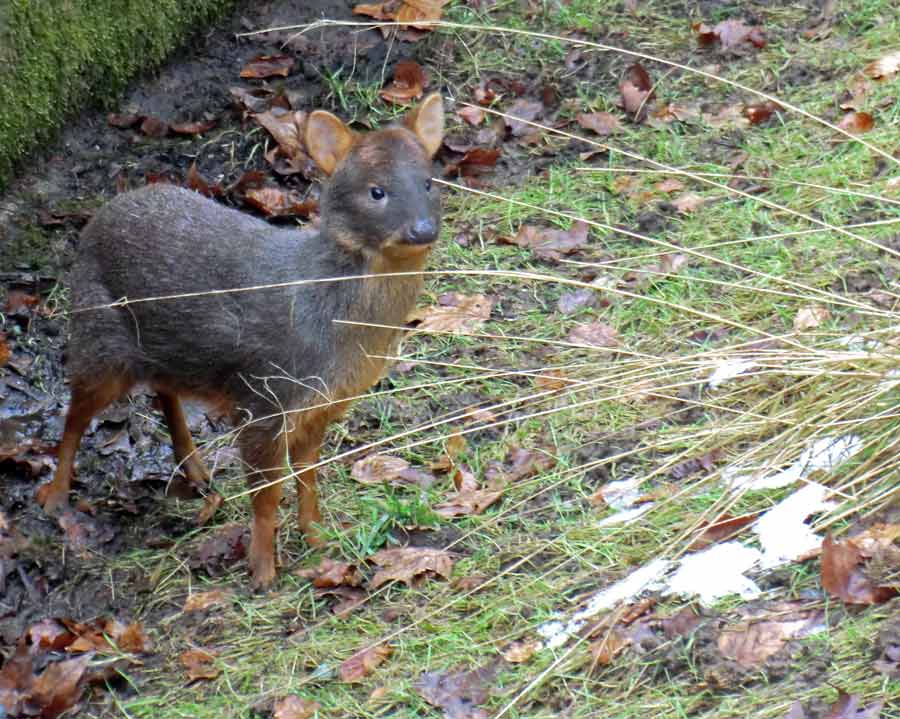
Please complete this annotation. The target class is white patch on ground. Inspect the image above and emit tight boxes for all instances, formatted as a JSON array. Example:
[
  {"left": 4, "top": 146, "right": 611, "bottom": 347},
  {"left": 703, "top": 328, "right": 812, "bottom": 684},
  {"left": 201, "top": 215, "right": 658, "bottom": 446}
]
[
  {"left": 754, "top": 482, "right": 836, "bottom": 568},
  {"left": 725, "top": 435, "right": 864, "bottom": 491},
  {"left": 537, "top": 558, "right": 671, "bottom": 649},
  {"left": 596, "top": 504, "right": 654, "bottom": 528},
  {"left": 597, "top": 477, "right": 644, "bottom": 509},
  {"left": 706, "top": 359, "right": 757, "bottom": 388},
  {"left": 666, "top": 542, "right": 763, "bottom": 603}
]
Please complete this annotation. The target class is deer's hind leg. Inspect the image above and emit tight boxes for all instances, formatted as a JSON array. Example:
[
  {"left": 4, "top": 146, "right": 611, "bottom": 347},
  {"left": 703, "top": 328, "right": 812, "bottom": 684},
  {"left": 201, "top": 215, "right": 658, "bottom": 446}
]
[{"left": 37, "top": 373, "right": 133, "bottom": 514}]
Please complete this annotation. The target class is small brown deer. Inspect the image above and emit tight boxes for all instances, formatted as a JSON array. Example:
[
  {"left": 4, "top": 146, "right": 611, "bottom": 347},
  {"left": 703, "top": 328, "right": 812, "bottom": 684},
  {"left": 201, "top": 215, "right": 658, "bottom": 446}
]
[{"left": 37, "top": 94, "right": 444, "bottom": 587}]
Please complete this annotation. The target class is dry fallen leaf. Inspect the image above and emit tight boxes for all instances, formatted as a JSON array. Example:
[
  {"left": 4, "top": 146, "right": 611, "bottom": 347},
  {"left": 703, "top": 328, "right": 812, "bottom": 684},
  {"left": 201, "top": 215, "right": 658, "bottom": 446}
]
[
  {"left": 381, "top": 60, "right": 427, "bottom": 104},
  {"left": 28, "top": 654, "right": 91, "bottom": 719},
  {"left": 821, "top": 534, "right": 897, "bottom": 605},
  {"left": 415, "top": 663, "right": 498, "bottom": 719},
  {"left": 444, "top": 147, "right": 501, "bottom": 178},
  {"left": 654, "top": 178, "right": 685, "bottom": 194},
  {"left": 252, "top": 109, "right": 308, "bottom": 161},
  {"left": 297, "top": 557, "right": 363, "bottom": 588},
  {"left": 240, "top": 54, "right": 295, "bottom": 79},
  {"left": 672, "top": 192, "right": 707, "bottom": 213},
  {"left": 180, "top": 648, "right": 220, "bottom": 681},
  {"left": 369, "top": 547, "right": 455, "bottom": 587},
  {"left": 353, "top": 0, "right": 449, "bottom": 32},
  {"left": 793, "top": 305, "right": 830, "bottom": 331},
  {"left": 589, "top": 628, "right": 630, "bottom": 667},
  {"left": 503, "top": 99, "right": 544, "bottom": 137},
  {"left": 863, "top": 51, "right": 900, "bottom": 81},
  {"left": 340, "top": 644, "right": 393, "bottom": 682},
  {"left": 273, "top": 695, "right": 321, "bottom": 719},
  {"left": 567, "top": 321, "right": 620, "bottom": 348},
  {"left": 434, "top": 482, "right": 504, "bottom": 518},
  {"left": 502, "top": 221, "right": 590, "bottom": 261},
  {"left": 170, "top": 119, "right": 217, "bottom": 135},
  {"left": 413, "top": 293, "right": 493, "bottom": 334},
  {"left": 501, "top": 639, "right": 540, "bottom": 663},
  {"left": 557, "top": 288, "right": 597, "bottom": 315},
  {"left": 837, "top": 111, "right": 875, "bottom": 134},
  {"left": 576, "top": 111, "right": 623, "bottom": 136},
  {"left": 457, "top": 105, "right": 485, "bottom": 126},
  {"left": 352, "top": 454, "right": 411, "bottom": 484},
  {"left": 694, "top": 19, "right": 766, "bottom": 50},
  {"left": 108, "top": 112, "right": 141, "bottom": 128},
  {"left": 717, "top": 605, "right": 824, "bottom": 667},
  {"left": 140, "top": 116, "right": 169, "bottom": 138},
  {"left": 619, "top": 63, "right": 653, "bottom": 119},
  {"left": 183, "top": 589, "right": 232, "bottom": 613},
  {"left": 687, "top": 513, "right": 759, "bottom": 551},
  {"left": 243, "top": 187, "right": 318, "bottom": 218},
  {"left": 744, "top": 101, "right": 779, "bottom": 125}
]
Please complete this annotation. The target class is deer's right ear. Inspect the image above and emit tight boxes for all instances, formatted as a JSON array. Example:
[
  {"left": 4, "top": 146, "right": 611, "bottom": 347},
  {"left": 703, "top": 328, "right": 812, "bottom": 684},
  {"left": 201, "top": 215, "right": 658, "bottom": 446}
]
[{"left": 306, "top": 111, "right": 356, "bottom": 175}]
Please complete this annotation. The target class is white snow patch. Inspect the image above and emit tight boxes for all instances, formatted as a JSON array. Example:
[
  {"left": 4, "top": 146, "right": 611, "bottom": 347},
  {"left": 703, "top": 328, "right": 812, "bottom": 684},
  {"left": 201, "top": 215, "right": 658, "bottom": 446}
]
[
  {"left": 666, "top": 542, "right": 762, "bottom": 603},
  {"left": 754, "top": 482, "right": 836, "bottom": 568},
  {"left": 707, "top": 359, "right": 757, "bottom": 388},
  {"left": 726, "top": 435, "right": 864, "bottom": 491},
  {"left": 537, "top": 558, "right": 671, "bottom": 649},
  {"left": 596, "top": 503, "right": 654, "bottom": 528},
  {"left": 597, "top": 477, "right": 644, "bottom": 509}
]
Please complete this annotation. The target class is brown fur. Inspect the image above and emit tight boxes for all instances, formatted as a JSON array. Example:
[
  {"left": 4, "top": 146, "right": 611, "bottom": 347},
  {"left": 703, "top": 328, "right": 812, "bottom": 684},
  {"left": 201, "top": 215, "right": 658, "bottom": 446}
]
[{"left": 36, "top": 94, "right": 445, "bottom": 588}]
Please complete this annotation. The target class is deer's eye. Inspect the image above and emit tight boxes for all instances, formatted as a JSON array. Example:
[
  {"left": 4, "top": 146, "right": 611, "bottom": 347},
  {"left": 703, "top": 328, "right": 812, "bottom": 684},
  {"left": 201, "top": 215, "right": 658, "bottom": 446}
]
[
  {"left": 370, "top": 186, "right": 386, "bottom": 201},
  {"left": 425, "top": 178, "right": 432, "bottom": 192}
]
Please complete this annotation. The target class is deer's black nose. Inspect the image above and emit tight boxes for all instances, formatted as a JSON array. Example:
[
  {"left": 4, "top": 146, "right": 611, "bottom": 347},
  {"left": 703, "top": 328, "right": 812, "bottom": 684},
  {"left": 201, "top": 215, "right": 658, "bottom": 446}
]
[{"left": 406, "top": 218, "right": 438, "bottom": 245}]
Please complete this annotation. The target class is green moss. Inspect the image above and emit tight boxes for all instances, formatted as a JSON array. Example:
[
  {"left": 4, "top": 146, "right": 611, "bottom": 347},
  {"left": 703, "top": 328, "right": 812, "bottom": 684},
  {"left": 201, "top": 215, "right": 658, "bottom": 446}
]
[{"left": 0, "top": 0, "right": 238, "bottom": 190}]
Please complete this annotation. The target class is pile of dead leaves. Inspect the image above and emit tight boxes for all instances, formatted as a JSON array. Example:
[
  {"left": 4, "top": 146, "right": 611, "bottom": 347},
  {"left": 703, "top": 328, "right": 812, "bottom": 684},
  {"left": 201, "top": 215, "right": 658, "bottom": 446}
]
[{"left": 0, "top": 617, "right": 151, "bottom": 717}]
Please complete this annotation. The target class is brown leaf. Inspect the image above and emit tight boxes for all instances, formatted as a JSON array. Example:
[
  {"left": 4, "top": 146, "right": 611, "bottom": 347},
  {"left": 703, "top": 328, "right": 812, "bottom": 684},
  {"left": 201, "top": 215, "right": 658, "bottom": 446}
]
[
  {"left": 654, "top": 178, "right": 685, "bottom": 194},
  {"left": 180, "top": 648, "right": 220, "bottom": 681},
  {"left": 503, "top": 99, "right": 544, "bottom": 137},
  {"left": 619, "top": 64, "right": 653, "bottom": 119},
  {"left": 694, "top": 19, "right": 766, "bottom": 50},
  {"left": 434, "top": 484, "right": 503, "bottom": 518},
  {"left": 352, "top": 454, "right": 414, "bottom": 485},
  {"left": 670, "top": 448, "right": 724, "bottom": 480},
  {"left": 837, "top": 111, "right": 875, "bottom": 134},
  {"left": 457, "top": 106, "right": 485, "bottom": 126},
  {"left": 107, "top": 113, "right": 140, "bottom": 128},
  {"left": 793, "top": 305, "right": 830, "bottom": 331},
  {"left": 381, "top": 60, "right": 427, "bottom": 104},
  {"left": 415, "top": 663, "right": 497, "bottom": 719},
  {"left": 534, "top": 368, "right": 569, "bottom": 391},
  {"left": 717, "top": 607, "right": 824, "bottom": 667},
  {"left": 0, "top": 333, "right": 10, "bottom": 367},
  {"left": 140, "top": 116, "right": 170, "bottom": 138},
  {"left": 189, "top": 523, "right": 250, "bottom": 576},
  {"left": 444, "top": 148, "right": 500, "bottom": 178},
  {"left": 502, "top": 220, "right": 590, "bottom": 261},
  {"left": 589, "top": 628, "right": 630, "bottom": 667},
  {"left": 273, "top": 695, "right": 321, "bottom": 719},
  {"left": 240, "top": 54, "right": 295, "bottom": 79},
  {"left": 170, "top": 119, "right": 217, "bottom": 135},
  {"left": 5, "top": 290, "right": 40, "bottom": 313},
  {"left": 744, "top": 101, "right": 779, "bottom": 125},
  {"left": 243, "top": 187, "right": 318, "bottom": 218},
  {"left": 576, "top": 111, "right": 623, "bottom": 136},
  {"left": 354, "top": 0, "right": 448, "bottom": 32},
  {"left": 185, "top": 163, "right": 222, "bottom": 198},
  {"left": 340, "top": 644, "right": 393, "bottom": 682},
  {"left": 297, "top": 558, "right": 363, "bottom": 588},
  {"left": 659, "top": 606, "right": 703, "bottom": 639},
  {"left": 26, "top": 619, "right": 75, "bottom": 652},
  {"left": 230, "top": 85, "right": 275, "bottom": 113},
  {"left": 824, "top": 692, "right": 884, "bottom": 719},
  {"left": 821, "top": 534, "right": 896, "bottom": 605},
  {"left": 671, "top": 192, "right": 707, "bottom": 213},
  {"left": 252, "top": 109, "right": 308, "bottom": 160},
  {"left": 567, "top": 321, "right": 619, "bottom": 348},
  {"left": 864, "top": 51, "right": 900, "bottom": 81},
  {"left": 500, "top": 639, "right": 540, "bottom": 663},
  {"left": 369, "top": 547, "right": 454, "bottom": 587},
  {"left": 687, "top": 512, "right": 759, "bottom": 551},
  {"left": 413, "top": 293, "right": 492, "bottom": 334},
  {"left": 183, "top": 589, "right": 232, "bottom": 613},
  {"left": 117, "top": 622, "right": 151, "bottom": 654},
  {"left": 30, "top": 654, "right": 90, "bottom": 718},
  {"left": 503, "top": 447, "right": 556, "bottom": 482},
  {"left": 557, "top": 288, "right": 596, "bottom": 315}
]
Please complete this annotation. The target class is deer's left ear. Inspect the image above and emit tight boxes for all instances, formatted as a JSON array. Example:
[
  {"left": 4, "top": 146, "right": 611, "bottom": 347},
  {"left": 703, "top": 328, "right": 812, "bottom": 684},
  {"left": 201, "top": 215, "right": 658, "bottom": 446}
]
[{"left": 404, "top": 93, "right": 444, "bottom": 157}]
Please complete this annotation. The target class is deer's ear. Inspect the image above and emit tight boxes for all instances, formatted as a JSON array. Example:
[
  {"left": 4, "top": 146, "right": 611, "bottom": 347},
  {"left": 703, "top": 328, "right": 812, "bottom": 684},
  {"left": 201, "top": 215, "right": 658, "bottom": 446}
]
[
  {"left": 306, "top": 111, "right": 356, "bottom": 175},
  {"left": 404, "top": 93, "right": 444, "bottom": 157}
]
